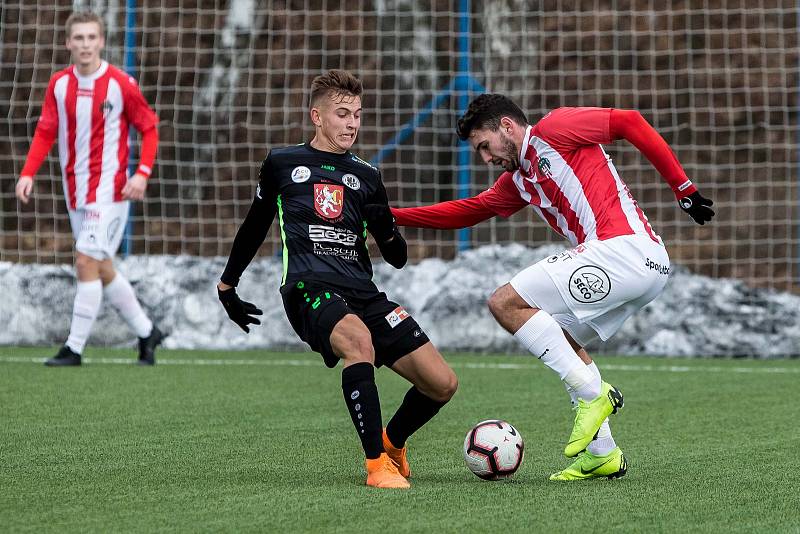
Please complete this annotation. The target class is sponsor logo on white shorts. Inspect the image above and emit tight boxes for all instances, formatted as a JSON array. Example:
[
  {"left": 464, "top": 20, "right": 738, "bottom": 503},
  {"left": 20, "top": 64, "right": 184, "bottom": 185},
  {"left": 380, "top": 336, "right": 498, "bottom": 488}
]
[
  {"left": 645, "top": 258, "right": 670, "bottom": 275},
  {"left": 341, "top": 174, "right": 360, "bottom": 190},
  {"left": 385, "top": 306, "right": 410, "bottom": 329},
  {"left": 291, "top": 166, "right": 311, "bottom": 183},
  {"left": 569, "top": 266, "right": 611, "bottom": 303}
]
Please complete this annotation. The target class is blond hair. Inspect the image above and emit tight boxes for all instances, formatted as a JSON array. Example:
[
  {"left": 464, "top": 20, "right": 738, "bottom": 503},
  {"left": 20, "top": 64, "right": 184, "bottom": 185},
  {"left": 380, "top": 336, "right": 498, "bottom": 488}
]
[{"left": 65, "top": 11, "right": 105, "bottom": 39}]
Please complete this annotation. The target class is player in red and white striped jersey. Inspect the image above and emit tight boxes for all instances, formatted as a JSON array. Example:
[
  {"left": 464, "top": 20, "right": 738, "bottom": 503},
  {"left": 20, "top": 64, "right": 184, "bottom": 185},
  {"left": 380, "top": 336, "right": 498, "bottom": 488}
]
[
  {"left": 15, "top": 12, "right": 164, "bottom": 366},
  {"left": 389, "top": 94, "right": 715, "bottom": 480}
]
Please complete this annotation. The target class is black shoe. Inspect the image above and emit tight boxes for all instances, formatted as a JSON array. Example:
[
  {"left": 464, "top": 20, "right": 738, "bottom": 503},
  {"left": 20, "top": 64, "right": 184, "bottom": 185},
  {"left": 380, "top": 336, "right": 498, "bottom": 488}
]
[
  {"left": 137, "top": 326, "right": 164, "bottom": 365},
  {"left": 45, "top": 345, "right": 82, "bottom": 366}
]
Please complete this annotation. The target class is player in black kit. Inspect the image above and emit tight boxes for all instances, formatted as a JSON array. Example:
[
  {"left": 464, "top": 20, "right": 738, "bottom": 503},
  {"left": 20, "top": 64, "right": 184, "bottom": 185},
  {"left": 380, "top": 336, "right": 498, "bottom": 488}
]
[{"left": 217, "top": 70, "right": 458, "bottom": 489}]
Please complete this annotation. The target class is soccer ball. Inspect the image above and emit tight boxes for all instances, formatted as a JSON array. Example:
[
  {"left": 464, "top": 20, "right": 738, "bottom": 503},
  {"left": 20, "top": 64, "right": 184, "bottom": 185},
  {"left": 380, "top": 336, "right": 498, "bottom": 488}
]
[{"left": 463, "top": 420, "right": 524, "bottom": 480}]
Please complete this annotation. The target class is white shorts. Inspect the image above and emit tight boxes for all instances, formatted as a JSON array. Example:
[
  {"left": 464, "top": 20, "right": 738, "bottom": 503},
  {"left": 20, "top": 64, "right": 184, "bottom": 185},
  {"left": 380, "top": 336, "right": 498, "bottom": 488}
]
[
  {"left": 510, "top": 234, "right": 670, "bottom": 346},
  {"left": 68, "top": 202, "right": 129, "bottom": 261}
]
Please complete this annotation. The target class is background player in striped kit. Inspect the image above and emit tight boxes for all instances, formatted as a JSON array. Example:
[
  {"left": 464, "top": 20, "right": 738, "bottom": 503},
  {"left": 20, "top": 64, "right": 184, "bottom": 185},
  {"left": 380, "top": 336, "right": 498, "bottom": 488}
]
[
  {"left": 15, "top": 11, "right": 163, "bottom": 366},
  {"left": 386, "top": 94, "right": 715, "bottom": 480}
]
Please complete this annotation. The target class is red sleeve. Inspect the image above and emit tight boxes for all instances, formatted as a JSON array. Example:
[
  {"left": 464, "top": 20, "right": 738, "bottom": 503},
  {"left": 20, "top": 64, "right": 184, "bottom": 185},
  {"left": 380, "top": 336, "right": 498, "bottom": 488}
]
[
  {"left": 122, "top": 73, "right": 159, "bottom": 133},
  {"left": 609, "top": 109, "right": 697, "bottom": 199},
  {"left": 532, "top": 107, "right": 613, "bottom": 149},
  {"left": 20, "top": 76, "right": 60, "bottom": 178},
  {"left": 135, "top": 126, "right": 158, "bottom": 178},
  {"left": 392, "top": 196, "right": 496, "bottom": 229},
  {"left": 476, "top": 171, "right": 528, "bottom": 217},
  {"left": 391, "top": 172, "right": 527, "bottom": 229}
]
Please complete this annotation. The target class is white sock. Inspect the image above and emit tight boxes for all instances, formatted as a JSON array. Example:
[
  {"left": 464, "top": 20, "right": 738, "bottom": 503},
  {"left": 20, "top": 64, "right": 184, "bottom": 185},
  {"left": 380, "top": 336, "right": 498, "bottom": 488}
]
[
  {"left": 563, "top": 381, "right": 579, "bottom": 406},
  {"left": 514, "top": 311, "right": 597, "bottom": 398},
  {"left": 586, "top": 361, "right": 617, "bottom": 455},
  {"left": 104, "top": 274, "right": 153, "bottom": 338},
  {"left": 65, "top": 279, "right": 103, "bottom": 354}
]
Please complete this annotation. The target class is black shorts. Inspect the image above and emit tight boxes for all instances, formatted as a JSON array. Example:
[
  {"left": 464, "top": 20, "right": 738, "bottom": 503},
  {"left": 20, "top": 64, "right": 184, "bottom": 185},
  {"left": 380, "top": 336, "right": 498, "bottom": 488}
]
[{"left": 281, "top": 279, "right": 430, "bottom": 369}]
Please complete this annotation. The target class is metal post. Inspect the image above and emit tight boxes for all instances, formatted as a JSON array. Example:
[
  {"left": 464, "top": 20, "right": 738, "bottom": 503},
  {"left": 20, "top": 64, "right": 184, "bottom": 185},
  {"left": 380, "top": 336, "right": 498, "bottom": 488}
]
[
  {"left": 120, "top": 0, "right": 137, "bottom": 256},
  {"left": 456, "top": 0, "right": 472, "bottom": 252}
]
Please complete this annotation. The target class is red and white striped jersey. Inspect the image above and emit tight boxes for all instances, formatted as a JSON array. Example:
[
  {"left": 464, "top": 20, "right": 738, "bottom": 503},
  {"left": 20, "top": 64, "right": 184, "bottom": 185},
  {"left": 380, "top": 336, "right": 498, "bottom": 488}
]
[
  {"left": 479, "top": 107, "right": 661, "bottom": 246},
  {"left": 392, "top": 107, "right": 697, "bottom": 244},
  {"left": 26, "top": 61, "right": 159, "bottom": 210}
]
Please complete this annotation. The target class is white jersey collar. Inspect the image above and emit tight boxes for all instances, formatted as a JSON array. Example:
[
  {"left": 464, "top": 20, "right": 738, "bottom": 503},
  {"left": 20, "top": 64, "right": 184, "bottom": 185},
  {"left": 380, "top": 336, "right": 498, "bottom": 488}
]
[
  {"left": 518, "top": 125, "right": 534, "bottom": 178},
  {"left": 72, "top": 60, "right": 109, "bottom": 82}
]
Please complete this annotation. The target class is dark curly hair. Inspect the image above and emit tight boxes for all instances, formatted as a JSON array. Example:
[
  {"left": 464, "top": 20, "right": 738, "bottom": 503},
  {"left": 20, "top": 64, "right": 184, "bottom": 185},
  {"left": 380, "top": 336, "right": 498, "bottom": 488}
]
[{"left": 456, "top": 94, "right": 528, "bottom": 141}]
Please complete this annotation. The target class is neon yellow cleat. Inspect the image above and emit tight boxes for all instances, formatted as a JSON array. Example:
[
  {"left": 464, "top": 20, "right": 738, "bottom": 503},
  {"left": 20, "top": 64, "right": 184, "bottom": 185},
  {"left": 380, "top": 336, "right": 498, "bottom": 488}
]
[
  {"left": 550, "top": 447, "right": 627, "bottom": 481},
  {"left": 564, "top": 381, "right": 624, "bottom": 458}
]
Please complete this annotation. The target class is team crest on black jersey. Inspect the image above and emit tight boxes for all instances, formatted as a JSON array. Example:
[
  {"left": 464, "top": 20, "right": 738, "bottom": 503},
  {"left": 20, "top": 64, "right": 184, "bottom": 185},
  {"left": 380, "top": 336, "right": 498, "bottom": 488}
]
[{"left": 314, "top": 183, "right": 344, "bottom": 221}]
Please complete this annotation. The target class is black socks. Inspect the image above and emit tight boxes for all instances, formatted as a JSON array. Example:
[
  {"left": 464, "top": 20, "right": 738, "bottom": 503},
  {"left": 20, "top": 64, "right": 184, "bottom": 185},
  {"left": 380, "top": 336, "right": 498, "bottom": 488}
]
[
  {"left": 341, "top": 362, "right": 383, "bottom": 459},
  {"left": 386, "top": 386, "right": 447, "bottom": 448}
]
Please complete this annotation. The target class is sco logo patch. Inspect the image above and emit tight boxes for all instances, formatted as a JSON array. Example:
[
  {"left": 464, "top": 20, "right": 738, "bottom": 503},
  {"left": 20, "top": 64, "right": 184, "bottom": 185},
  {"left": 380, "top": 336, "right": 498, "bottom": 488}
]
[
  {"left": 569, "top": 266, "right": 611, "bottom": 304},
  {"left": 291, "top": 166, "right": 311, "bottom": 183}
]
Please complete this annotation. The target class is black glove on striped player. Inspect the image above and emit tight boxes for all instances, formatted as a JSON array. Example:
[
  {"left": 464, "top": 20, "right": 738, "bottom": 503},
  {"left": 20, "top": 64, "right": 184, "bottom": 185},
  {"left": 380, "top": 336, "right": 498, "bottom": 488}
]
[{"left": 679, "top": 192, "right": 715, "bottom": 225}]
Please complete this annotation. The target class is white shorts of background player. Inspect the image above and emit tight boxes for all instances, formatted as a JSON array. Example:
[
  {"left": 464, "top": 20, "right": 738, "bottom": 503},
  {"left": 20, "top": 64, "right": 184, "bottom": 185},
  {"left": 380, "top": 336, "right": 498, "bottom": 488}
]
[{"left": 67, "top": 201, "right": 130, "bottom": 261}]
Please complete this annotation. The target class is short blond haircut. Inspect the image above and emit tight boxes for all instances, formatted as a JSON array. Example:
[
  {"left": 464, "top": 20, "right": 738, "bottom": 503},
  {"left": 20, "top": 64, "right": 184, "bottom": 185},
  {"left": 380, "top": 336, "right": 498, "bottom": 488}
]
[
  {"left": 309, "top": 70, "right": 363, "bottom": 108},
  {"left": 65, "top": 11, "right": 105, "bottom": 39}
]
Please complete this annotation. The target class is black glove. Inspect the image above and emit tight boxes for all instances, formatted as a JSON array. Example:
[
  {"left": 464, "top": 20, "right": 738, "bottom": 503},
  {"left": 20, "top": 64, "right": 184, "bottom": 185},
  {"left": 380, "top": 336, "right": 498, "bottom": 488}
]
[
  {"left": 679, "top": 191, "right": 715, "bottom": 225},
  {"left": 363, "top": 203, "right": 396, "bottom": 243},
  {"left": 218, "top": 287, "right": 263, "bottom": 333}
]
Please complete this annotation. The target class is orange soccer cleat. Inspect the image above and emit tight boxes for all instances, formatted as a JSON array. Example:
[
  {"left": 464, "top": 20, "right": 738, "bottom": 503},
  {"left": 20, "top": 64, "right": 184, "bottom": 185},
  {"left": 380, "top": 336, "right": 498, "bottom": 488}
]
[
  {"left": 382, "top": 428, "right": 411, "bottom": 478},
  {"left": 365, "top": 453, "right": 410, "bottom": 489}
]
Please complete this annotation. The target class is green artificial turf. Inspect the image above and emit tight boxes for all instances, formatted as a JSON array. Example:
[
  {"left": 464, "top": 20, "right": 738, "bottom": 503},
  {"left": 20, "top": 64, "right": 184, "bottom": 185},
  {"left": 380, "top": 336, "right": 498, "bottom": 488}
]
[{"left": 1, "top": 347, "right": 798, "bottom": 533}]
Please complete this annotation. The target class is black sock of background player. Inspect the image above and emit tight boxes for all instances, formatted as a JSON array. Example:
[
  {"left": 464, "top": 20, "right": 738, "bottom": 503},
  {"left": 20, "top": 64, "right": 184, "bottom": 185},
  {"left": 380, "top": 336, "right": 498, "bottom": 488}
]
[
  {"left": 341, "top": 362, "right": 384, "bottom": 460},
  {"left": 386, "top": 386, "right": 448, "bottom": 448}
]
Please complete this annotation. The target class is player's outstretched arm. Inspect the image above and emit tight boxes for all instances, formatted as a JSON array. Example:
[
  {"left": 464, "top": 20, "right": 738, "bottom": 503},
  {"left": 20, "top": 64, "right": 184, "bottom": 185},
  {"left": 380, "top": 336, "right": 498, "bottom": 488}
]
[
  {"left": 609, "top": 109, "right": 715, "bottom": 225},
  {"left": 391, "top": 196, "right": 497, "bottom": 229}
]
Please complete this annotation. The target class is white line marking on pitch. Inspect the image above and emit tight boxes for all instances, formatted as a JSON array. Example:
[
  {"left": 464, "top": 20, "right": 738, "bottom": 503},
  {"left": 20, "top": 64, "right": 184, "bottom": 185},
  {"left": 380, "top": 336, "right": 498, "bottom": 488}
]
[{"left": 0, "top": 355, "right": 798, "bottom": 374}]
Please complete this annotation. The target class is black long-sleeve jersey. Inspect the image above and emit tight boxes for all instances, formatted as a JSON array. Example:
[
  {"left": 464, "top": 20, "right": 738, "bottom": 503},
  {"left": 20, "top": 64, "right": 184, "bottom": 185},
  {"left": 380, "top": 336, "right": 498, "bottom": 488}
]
[{"left": 221, "top": 143, "right": 406, "bottom": 293}]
